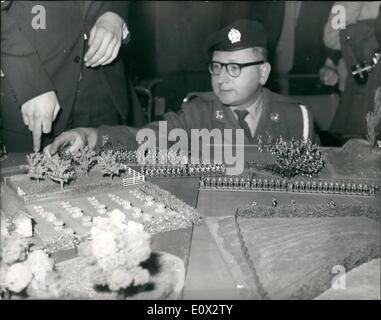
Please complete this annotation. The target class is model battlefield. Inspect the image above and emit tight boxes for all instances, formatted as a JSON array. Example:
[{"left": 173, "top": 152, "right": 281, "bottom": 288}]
[{"left": 1, "top": 134, "right": 380, "bottom": 299}]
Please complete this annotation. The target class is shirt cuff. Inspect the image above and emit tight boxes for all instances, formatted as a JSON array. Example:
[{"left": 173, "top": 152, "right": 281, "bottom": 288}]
[{"left": 122, "top": 22, "right": 129, "bottom": 40}]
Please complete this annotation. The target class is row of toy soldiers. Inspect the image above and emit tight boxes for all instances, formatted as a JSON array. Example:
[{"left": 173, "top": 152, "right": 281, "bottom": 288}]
[
  {"left": 187, "top": 163, "right": 226, "bottom": 176},
  {"left": 141, "top": 165, "right": 185, "bottom": 177},
  {"left": 140, "top": 163, "right": 226, "bottom": 177},
  {"left": 199, "top": 176, "right": 378, "bottom": 195}
]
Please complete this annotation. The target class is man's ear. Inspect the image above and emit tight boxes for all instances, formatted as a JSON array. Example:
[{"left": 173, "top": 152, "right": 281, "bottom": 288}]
[{"left": 259, "top": 62, "right": 271, "bottom": 85}]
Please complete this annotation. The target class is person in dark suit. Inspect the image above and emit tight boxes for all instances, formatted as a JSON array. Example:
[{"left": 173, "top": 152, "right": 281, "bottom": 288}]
[
  {"left": 1, "top": 1, "right": 145, "bottom": 152},
  {"left": 44, "top": 20, "right": 317, "bottom": 156}
]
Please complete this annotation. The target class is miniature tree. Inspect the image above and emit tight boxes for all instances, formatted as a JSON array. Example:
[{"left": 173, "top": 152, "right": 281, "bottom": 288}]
[
  {"left": 46, "top": 157, "right": 76, "bottom": 190},
  {"left": 72, "top": 146, "right": 97, "bottom": 176},
  {"left": 366, "top": 87, "right": 381, "bottom": 149},
  {"left": 97, "top": 150, "right": 125, "bottom": 181},
  {"left": 26, "top": 152, "right": 47, "bottom": 185}
]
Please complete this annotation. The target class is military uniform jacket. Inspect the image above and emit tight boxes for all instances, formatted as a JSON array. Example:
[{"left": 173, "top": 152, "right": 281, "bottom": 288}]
[
  {"left": 98, "top": 88, "right": 317, "bottom": 149},
  {"left": 1, "top": 1, "right": 130, "bottom": 137}
]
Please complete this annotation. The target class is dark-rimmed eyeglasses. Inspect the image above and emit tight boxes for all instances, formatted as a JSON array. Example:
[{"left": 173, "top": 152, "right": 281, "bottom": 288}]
[{"left": 209, "top": 60, "right": 265, "bottom": 77}]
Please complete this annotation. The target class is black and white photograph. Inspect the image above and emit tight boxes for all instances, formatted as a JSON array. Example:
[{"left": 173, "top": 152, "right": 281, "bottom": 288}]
[{"left": 0, "top": 0, "right": 380, "bottom": 308}]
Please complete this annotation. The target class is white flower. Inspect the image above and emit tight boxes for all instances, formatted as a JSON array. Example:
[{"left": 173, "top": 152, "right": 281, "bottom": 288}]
[
  {"left": 132, "top": 267, "right": 150, "bottom": 286},
  {"left": 26, "top": 250, "right": 54, "bottom": 283},
  {"left": 82, "top": 216, "right": 152, "bottom": 292},
  {"left": 92, "top": 216, "right": 110, "bottom": 230},
  {"left": 14, "top": 215, "right": 33, "bottom": 238},
  {"left": 0, "top": 264, "right": 9, "bottom": 288},
  {"left": 26, "top": 271, "right": 66, "bottom": 299},
  {"left": 1, "top": 234, "right": 29, "bottom": 265},
  {"left": 107, "top": 268, "right": 133, "bottom": 291},
  {"left": 5, "top": 262, "right": 33, "bottom": 293},
  {"left": 109, "top": 209, "right": 126, "bottom": 226}
]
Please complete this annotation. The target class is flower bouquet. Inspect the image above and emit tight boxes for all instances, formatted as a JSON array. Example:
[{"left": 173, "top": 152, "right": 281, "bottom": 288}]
[{"left": 55, "top": 209, "right": 185, "bottom": 299}]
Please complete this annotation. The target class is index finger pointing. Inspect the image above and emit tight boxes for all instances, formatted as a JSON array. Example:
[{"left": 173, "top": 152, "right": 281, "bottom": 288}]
[{"left": 32, "top": 121, "right": 42, "bottom": 152}]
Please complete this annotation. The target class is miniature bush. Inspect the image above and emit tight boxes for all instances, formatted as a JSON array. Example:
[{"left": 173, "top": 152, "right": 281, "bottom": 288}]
[
  {"left": 26, "top": 152, "right": 47, "bottom": 184},
  {"left": 263, "top": 138, "right": 324, "bottom": 178},
  {"left": 46, "top": 157, "right": 76, "bottom": 190},
  {"left": 97, "top": 150, "right": 125, "bottom": 181},
  {"left": 72, "top": 146, "right": 97, "bottom": 175}
]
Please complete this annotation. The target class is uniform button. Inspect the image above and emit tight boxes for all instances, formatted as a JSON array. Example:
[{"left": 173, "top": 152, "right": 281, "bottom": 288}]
[{"left": 73, "top": 56, "right": 81, "bottom": 63}]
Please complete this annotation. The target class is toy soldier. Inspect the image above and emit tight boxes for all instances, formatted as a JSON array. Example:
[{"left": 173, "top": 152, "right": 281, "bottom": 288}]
[
  {"left": 357, "top": 182, "right": 363, "bottom": 195},
  {"left": 363, "top": 183, "right": 369, "bottom": 195},
  {"left": 263, "top": 178, "right": 269, "bottom": 190},
  {"left": 257, "top": 178, "right": 263, "bottom": 189},
  {"left": 345, "top": 182, "right": 352, "bottom": 194},
  {"left": 282, "top": 179, "right": 288, "bottom": 190},
  {"left": 240, "top": 177, "right": 245, "bottom": 189},
  {"left": 300, "top": 180, "right": 305, "bottom": 192},
  {"left": 306, "top": 180, "right": 311, "bottom": 192},
  {"left": 257, "top": 135, "right": 263, "bottom": 152},
  {"left": 340, "top": 181, "right": 346, "bottom": 193},
  {"left": 351, "top": 182, "right": 357, "bottom": 194},
  {"left": 334, "top": 181, "right": 340, "bottom": 193},
  {"left": 267, "top": 135, "right": 272, "bottom": 152},
  {"left": 318, "top": 180, "right": 323, "bottom": 192},
  {"left": 222, "top": 176, "right": 228, "bottom": 188},
  {"left": 323, "top": 181, "right": 329, "bottom": 192},
  {"left": 291, "top": 199, "right": 296, "bottom": 211},
  {"left": 329, "top": 181, "right": 334, "bottom": 193},
  {"left": 309, "top": 180, "right": 315, "bottom": 192},
  {"left": 245, "top": 177, "right": 251, "bottom": 189},
  {"left": 369, "top": 184, "right": 376, "bottom": 195}
]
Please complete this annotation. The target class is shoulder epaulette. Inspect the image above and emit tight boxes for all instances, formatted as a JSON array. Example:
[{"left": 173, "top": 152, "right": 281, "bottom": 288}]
[
  {"left": 182, "top": 91, "right": 215, "bottom": 103},
  {"left": 1, "top": 1, "right": 12, "bottom": 11}
]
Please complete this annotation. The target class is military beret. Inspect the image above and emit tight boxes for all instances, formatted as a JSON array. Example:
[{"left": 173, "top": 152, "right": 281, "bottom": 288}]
[{"left": 206, "top": 19, "right": 268, "bottom": 53}]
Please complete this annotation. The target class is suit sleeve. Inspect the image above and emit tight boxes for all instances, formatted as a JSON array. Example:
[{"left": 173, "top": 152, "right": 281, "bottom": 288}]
[
  {"left": 1, "top": 1, "right": 55, "bottom": 106},
  {"left": 94, "top": 1, "right": 130, "bottom": 44},
  {"left": 96, "top": 99, "right": 198, "bottom": 149}
]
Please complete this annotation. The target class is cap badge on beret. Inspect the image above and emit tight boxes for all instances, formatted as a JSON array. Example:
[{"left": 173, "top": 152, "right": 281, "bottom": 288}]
[
  {"left": 215, "top": 110, "right": 224, "bottom": 120},
  {"left": 228, "top": 28, "right": 241, "bottom": 44}
]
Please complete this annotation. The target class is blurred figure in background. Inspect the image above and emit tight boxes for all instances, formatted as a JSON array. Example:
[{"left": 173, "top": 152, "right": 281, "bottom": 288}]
[
  {"left": 273, "top": 1, "right": 336, "bottom": 95},
  {"left": 324, "top": 1, "right": 381, "bottom": 139}
]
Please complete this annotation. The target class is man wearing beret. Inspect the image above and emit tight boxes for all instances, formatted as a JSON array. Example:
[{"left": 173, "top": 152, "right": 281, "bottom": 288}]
[{"left": 44, "top": 19, "right": 318, "bottom": 155}]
